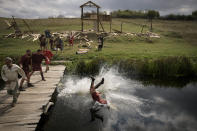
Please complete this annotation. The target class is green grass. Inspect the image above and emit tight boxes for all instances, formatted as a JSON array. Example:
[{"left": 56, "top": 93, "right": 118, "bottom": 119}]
[{"left": 0, "top": 17, "right": 197, "bottom": 80}]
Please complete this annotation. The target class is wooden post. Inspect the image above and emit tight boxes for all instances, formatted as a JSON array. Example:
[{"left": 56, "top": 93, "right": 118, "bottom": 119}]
[
  {"left": 99, "top": 20, "right": 105, "bottom": 32},
  {"left": 150, "top": 19, "right": 153, "bottom": 32},
  {"left": 110, "top": 20, "right": 112, "bottom": 33},
  {"left": 97, "top": 8, "right": 99, "bottom": 32},
  {"left": 81, "top": 7, "right": 84, "bottom": 32},
  {"left": 121, "top": 22, "right": 123, "bottom": 33},
  {"left": 141, "top": 25, "right": 145, "bottom": 33},
  {"left": 110, "top": 14, "right": 112, "bottom": 33}
]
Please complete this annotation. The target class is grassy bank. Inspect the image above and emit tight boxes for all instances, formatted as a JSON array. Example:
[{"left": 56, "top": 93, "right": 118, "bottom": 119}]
[
  {"left": 68, "top": 56, "right": 197, "bottom": 79},
  {"left": 1, "top": 18, "right": 197, "bottom": 61}
]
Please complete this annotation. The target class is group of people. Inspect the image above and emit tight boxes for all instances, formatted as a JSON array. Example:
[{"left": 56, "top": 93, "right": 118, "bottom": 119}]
[
  {"left": 1, "top": 49, "right": 53, "bottom": 107},
  {"left": 1, "top": 53, "right": 108, "bottom": 122},
  {"left": 39, "top": 33, "right": 64, "bottom": 52},
  {"left": 1, "top": 29, "right": 108, "bottom": 123},
  {"left": 39, "top": 30, "right": 78, "bottom": 52},
  {"left": 40, "top": 30, "right": 105, "bottom": 53}
]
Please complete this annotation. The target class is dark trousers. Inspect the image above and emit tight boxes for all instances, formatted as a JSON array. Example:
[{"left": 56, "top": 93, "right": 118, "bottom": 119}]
[{"left": 90, "top": 108, "right": 103, "bottom": 122}]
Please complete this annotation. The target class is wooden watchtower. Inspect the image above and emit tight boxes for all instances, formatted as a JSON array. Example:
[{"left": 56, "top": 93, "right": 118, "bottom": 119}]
[{"left": 80, "top": 1, "right": 100, "bottom": 32}]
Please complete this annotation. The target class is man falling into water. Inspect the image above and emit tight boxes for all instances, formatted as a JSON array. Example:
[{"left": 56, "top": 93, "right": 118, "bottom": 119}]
[{"left": 89, "top": 77, "right": 109, "bottom": 122}]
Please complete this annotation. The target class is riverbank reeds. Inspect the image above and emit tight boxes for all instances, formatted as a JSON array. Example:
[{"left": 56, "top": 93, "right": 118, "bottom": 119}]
[{"left": 74, "top": 56, "right": 196, "bottom": 79}]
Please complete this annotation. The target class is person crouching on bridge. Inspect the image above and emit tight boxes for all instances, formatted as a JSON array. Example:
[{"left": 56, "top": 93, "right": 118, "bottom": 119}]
[
  {"left": 1, "top": 57, "right": 26, "bottom": 107},
  {"left": 30, "top": 49, "right": 47, "bottom": 81}
]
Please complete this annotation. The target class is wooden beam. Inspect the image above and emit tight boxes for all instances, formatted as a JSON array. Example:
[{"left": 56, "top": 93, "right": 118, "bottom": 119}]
[
  {"left": 121, "top": 22, "right": 123, "bottom": 33},
  {"left": 110, "top": 20, "right": 112, "bottom": 33},
  {"left": 23, "top": 19, "right": 33, "bottom": 33},
  {"left": 82, "top": 18, "right": 98, "bottom": 20},
  {"left": 80, "top": 1, "right": 100, "bottom": 8},
  {"left": 97, "top": 8, "right": 99, "bottom": 32},
  {"left": 99, "top": 20, "right": 105, "bottom": 32},
  {"left": 110, "top": 14, "right": 112, "bottom": 33},
  {"left": 81, "top": 7, "right": 84, "bottom": 32}
]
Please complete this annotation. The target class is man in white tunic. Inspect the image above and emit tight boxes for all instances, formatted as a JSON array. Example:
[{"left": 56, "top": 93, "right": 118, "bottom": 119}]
[{"left": 1, "top": 57, "right": 26, "bottom": 107}]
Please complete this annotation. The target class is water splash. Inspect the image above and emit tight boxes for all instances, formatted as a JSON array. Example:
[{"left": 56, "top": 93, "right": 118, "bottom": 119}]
[
  {"left": 45, "top": 67, "right": 197, "bottom": 131},
  {"left": 56, "top": 67, "right": 147, "bottom": 130}
]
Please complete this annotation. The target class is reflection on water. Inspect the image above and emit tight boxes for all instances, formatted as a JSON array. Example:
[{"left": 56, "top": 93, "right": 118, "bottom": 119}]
[{"left": 45, "top": 68, "right": 197, "bottom": 131}]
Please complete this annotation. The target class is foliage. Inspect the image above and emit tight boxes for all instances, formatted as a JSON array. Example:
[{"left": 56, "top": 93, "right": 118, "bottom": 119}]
[
  {"left": 75, "top": 57, "right": 106, "bottom": 76},
  {"left": 111, "top": 10, "right": 149, "bottom": 19},
  {"left": 116, "top": 57, "right": 196, "bottom": 79},
  {"left": 161, "top": 14, "right": 195, "bottom": 21},
  {"left": 111, "top": 9, "right": 197, "bottom": 21},
  {"left": 192, "top": 10, "right": 197, "bottom": 19},
  {"left": 160, "top": 10, "right": 197, "bottom": 21},
  {"left": 111, "top": 10, "right": 159, "bottom": 19},
  {"left": 73, "top": 56, "right": 196, "bottom": 79},
  {"left": 147, "top": 10, "right": 160, "bottom": 19}
]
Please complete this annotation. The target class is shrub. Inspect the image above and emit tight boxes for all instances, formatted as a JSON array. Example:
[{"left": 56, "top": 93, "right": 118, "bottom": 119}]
[
  {"left": 75, "top": 57, "right": 107, "bottom": 76},
  {"left": 117, "top": 57, "right": 195, "bottom": 79},
  {"left": 74, "top": 57, "right": 196, "bottom": 79}
]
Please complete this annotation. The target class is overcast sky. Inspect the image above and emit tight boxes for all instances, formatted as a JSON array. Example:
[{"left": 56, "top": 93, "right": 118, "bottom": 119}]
[{"left": 0, "top": 0, "right": 197, "bottom": 18}]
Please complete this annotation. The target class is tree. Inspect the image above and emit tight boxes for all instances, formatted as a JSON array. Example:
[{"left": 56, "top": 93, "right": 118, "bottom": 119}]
[
  {"left": 147, "top": 10, "right": 160, "bottom": 31},
  {"left": 57, "top": 14, "right": 65, "bottom": 18},
  {"left": 48, "top": 16, "right": 54, "bottom": 19},
  {"left": 192, "top": 10, "right": 197, "bottom": 20}
]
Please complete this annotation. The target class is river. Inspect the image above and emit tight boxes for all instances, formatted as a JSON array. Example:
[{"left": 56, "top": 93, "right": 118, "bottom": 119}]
[{"left": 44, "top": 67, "right": 197, "bottom": 131}]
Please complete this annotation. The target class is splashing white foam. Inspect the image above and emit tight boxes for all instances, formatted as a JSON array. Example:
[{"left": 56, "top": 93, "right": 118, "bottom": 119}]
[
  {"left": 59, "top": 67, "right": 145, "bottom": 111},
  {"left": 59, "top": 67, "right": 132, "bottom": 95}
]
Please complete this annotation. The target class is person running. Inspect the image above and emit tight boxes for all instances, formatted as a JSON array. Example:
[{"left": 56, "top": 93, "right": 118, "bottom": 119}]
[
  {"left": 69, "top": 32, "right": 74, "bottom": 46},
  {"left": 89, "top": 77, "right": 108, "bottom": 122},
  {"left": 1, "top": 57, "right": 26, "bottom": 107},
  {"left": 42, "top": 49, "right": 53, "bottom": 73},
  {"left": 39, "top": 34, "right": 47, "bottom": 50},
  {"left": 19, "top": 50, "right": 33, "bottom": 90},
  {"left": 30, "top": 49, "right": 47, "bottom": 81}
]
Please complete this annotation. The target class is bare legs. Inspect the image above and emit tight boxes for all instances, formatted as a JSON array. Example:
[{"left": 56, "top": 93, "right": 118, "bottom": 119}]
[
  {"left": 90, "top": 77, "right": 104, "bottom": 89},
  {"left": 45, "top": 64, "right": 49, "bottom": 73},
  {"left": 94, "top": 78, "right": 104, "bottom": 89},
  {"left": 40, "top": 71, "right": 46, "bottom": 81},
  {"left": 29, "top": 70, "right": 45, "bottom": 81},
  {"left": 90, "top": 77, "right": 95, "bottom": 89},
  {"left": 19, "top": 72, "right": 32, "bottom": 90}
]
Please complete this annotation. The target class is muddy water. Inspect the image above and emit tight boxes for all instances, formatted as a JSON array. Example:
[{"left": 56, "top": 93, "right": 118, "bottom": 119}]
[{"left": 45, "top": 68, "right": 197, "bottom": 131}]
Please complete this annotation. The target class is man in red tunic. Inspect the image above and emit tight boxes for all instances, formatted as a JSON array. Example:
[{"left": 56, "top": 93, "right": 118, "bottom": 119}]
[
  {"left": 30, "top": 49, "right": 47, "bottom": 81},
  {"left": 42, "top": 49, "right": 53, "bottom": 73},
  {"left": 89, "top": 77, "right": 108, "bottom": 122},
  {"left": 69, "top": 32, "right": 74, "bottom": 46},
  {"left": 19, "top": 50, "right": 33, "bottom": 90}
]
